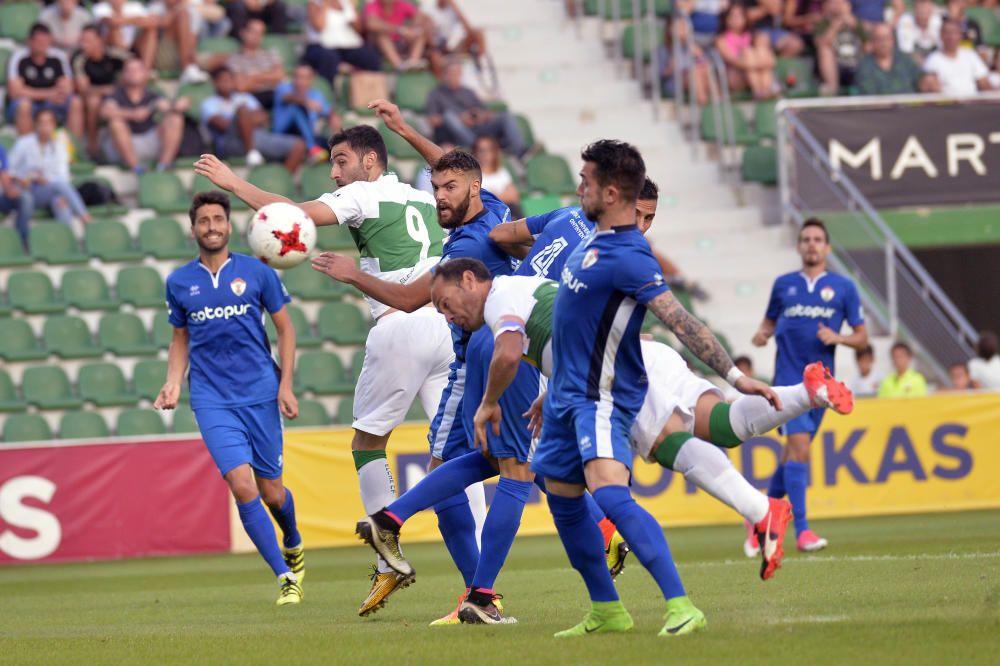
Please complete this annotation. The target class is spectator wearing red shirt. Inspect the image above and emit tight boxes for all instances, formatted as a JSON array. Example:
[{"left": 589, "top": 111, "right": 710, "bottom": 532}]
[{"left": 364, "top": 0, "right": 429, "bottom": 70}]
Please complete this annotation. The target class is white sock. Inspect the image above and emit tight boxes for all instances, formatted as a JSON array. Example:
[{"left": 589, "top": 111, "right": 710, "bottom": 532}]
[
  {"left": 358, "top": 457, "right": 398, "bottom": 574},
  {"left": 465, "top": 481, "right": 486, "bottom": 549},
  {"left": 673, "top": 436, "right": 769, "bottom": 523},
  {"left": 728, "top": 384, "right": 811, "bottom": 441}
]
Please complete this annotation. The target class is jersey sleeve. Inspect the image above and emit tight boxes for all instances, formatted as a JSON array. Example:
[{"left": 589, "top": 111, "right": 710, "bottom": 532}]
[
  {"left": 765, "top": 278, "right": 783, "bottom": 322},
  {"left": 165, "top": 278, "right": 186, "bottom": 328},
  {"left": 260, "top": 265, "right": 292, "bottom": 314},
  {"left": 480, "top": 188, "right": 512, "bottom": 223},
  {"left": 316, "top": 182, "right": 377, "bottom": 228},
  {"left": 525, "top": 208, "right": 560, "bottom": 236},
  {"left": 439, "top": 233, "right": 478, "bottom": 263},
  {"left": 614, "top": 242, "right": 670, "bottom": 305},
  {"left": 843, "top": 279, "right": 865, "bottom": 327},
  {"left": 483, "top": 282, "right": 530, "bottom": 342}
]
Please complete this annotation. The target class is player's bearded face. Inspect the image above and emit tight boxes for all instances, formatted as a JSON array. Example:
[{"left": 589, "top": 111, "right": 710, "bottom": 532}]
[
  {"left": 797, "top": 228, "right": 829, "bottom": 266},
  {"left": 577, "top": 164, "right": 605, "bottom": 220},
  {"left": 432, "top": 281, "right": 483, "bottom": 330},
  {"left": 193, "top": 205, "right": 231, "bottom": 253},
  {"left": 329, "top": 144, "right": 368, "bottom": 188},
  {"left": 434, "top": 182, "right": 472, "bottom": 229}
]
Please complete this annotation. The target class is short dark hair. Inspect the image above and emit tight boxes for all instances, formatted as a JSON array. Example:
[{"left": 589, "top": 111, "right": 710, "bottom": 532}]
[
  {"left": 81, "top": 23, "right": 101, "bottom": 37},
  {"left": 29, "top": 23, "right": 51, "bottom": 38},
  {"left": 580, "top": 140, "right": 645, "bottom": 203},
  {"left": 800, "top": 217, "right": 830, "bottom": 243},
  {"left": 977, "top": 330, "right": 998, "bottom": 360},
  {"left": 891, "top": 341, "right": 912, "bottom": 356},
  {"left": 33, "top": 107, "right": 56, "bottom": 124},
  {"left": 211, "top": 65, "right": 233, "bottom": 80},
  {"left": 189, "top": 191, "right": 231, "bottom": 224},
  {"left": 432, "top": 149, "right": 482, "bottom": 181},
  {"left": 328, "top": 125, "right": 388, "bottom": 169},
  {"left": 432, "top": 257, "right": 491, "bottom": 284},
  {"left": 856, "top": 344, "right": 874, "bottom": 361},
  {"left": 733, "top": 355, "right": 753, "bottom": 368},
  {"left": 639, "top": 177, "right": 658, "bottom": 201},
  {"left": 949, "top": 361, "right": 969, "bottom": 373}
]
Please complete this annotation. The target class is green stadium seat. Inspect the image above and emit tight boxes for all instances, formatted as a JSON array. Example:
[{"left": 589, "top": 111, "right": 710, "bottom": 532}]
[
  {"left": 741, "top": 145, "right": 778, "bottom": 185},
  {"left": 43, "top": 315, "right": 102, "bottom": 359},
  {"left": 379, "top": 123, "right": 423, "bottom": 160},
  {"left": 336, "top": 397, "right": 354, "bottom": 425},
  {"left": 138, "top": 172, "right": 190, "bottom": 213},
  {"left": 137, "top": 217, "right": 193, "bottom": 259},
  {"left": 295, "top": 350, "right": 354, "bottom": 394},
  {"left": 200, "top": 36, "right": 241, "bottom": 54},
  {"left": 99, "top": 313, "right": 159, "bottom": 356},
  {"left": 515, "top": 114, "right": 536, "bottom": 151},
  {"left": 189, "top": 173, "right": 249, "bottom": 210},
  {"left": 754, "top": 101, "right": 777, "bottom": 141},
  {"left": 132, "top": 359, "right": 166, "bottom": 402},
  {"left": 700, "top": 106, "right": 757, "bottom": 145},
  {"left": 84, "top": 220, "right": 143, "bottom": 262},
  {"left": 301, "top": 163, "right": 335, "bottom": 200},
  {"left": 317, "top": 302, "right": 371, "bottom": 345},
  {"left": 0, "top": 3, "right": 42, "bottom": 41},
  {"left": 8, "top": 271, "right": 65, "bottom": 314},
  {"left": 171, "top": 404, "right": 198, "bottom": 433},
  {"left": 350, "top": 349, "right": 365, "bottom": 381},
  {"left": 316, "top": 224, "right": 356, "bottom": 251},
  {"left": 395, "top": 71, "right": 439, "bottom": 112},
  {"left": 0, "top": 319, "right": 46, "bottom": 361},
  {"left": 117, "top": 266, "right": 166, "bottom": 308},
  {"left": 29, "top": 223, "right": 88, "bottom": 264},
  {"left": 621, "top": 23, "right": 663, "bottom": 61},
  {"left": 263, "top": 35, "right": 298, "bottom": 70},
  {"left": 176, "top": 81, "right": 215, "bottom": 121},
  {"left": 522, "top": 194, "right": 562, "bottom": 217},
  {"left": 59, "top": 410, "right": 110, "bottom": 439},
  {"left": 282, "top": 262, "right": 343, "bottom": 299},
  {"left": 0, "top": 227, "right": 31, "bottom": 267},
  {"left": 152, "top": 310, "right": 175, "bottom": 349},
  {"left": 0, "top": 48, "right": 11, "bottom": 86},
  {"left": 405, "top": 400, "right": 425, "bottom": 422},
  {"left": 3, "top": 414, "right": 53, "bottom": 443},
  {"left": 526, "top": 153, "right": 577, "bottom": 196},
  {"left": 0, "top": 369, "right": 26, "bottom": 412},
  {"left": 117, "top": 408, "right": 167, "bottom": 437},
  {"left": 79, "top": 362, "right": 139, "bottom": 407},
  {"left": 288, "top": 398, "right": 329, "bottom": 427},
  {"left": 22, "top": 366, "right": 83, "bottom": 410},
  {"left": 967, "top": 7, "right": 1000, "bottom": 46},
  {"left": 264, "top": 303, "right": 320, "bottom": 347},
  {"left": 775, "top": 57, "right": 818, "bottom": 98},
  {"left": 248, "top": 164, "right": 298, "bottom": 199}
]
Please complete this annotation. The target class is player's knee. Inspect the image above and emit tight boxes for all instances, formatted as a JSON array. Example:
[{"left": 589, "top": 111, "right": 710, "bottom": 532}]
[
  {"left": 787, "top": 440, "right": 811, "bottom": 462},
  {"left": 260, "top": 485, "right": 286, "bottom": 509}
]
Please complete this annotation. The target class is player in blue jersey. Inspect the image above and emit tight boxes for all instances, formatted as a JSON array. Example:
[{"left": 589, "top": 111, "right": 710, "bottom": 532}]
[
  {"left": 749, "top": 218, "right": 866, "bottom": 554},
  {"left": 153, "top": 191, "right": 304, "bottom": 605}
]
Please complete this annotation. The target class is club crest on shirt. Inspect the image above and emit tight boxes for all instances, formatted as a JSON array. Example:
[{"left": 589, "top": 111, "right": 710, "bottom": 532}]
[
  {"left": 582, "top": 248, "right": 599, "bottom": 269},
  {"left": 820, "top": 286, "right": 835, "bottom": 302},
  {"left": 231, "top": 277, "right": 247, "bottom": 297}
]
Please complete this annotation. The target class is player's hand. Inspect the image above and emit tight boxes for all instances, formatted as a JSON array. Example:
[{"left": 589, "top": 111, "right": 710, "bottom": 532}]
[
  {"left": 278, "top": 385, "right": 298, "bottom": 420},
  {"left": 368, "top": 99, "right": 408, "bottom": 135},
  {"left": 193, "top": 154, "right": 239, "bottom": 191},
  {"left": 473, "top": 400, "right": 502, "bottom": 455},
  {"left": 153, "top": 382, "right": 181, "bottom": 410},
  {"left": 523, "top": 392, "right": 546, "bottom": 440},
  {"left": 311, "top": 252, "right": 358, "bottom": 283},
  {"left": 751, "top": 330, "right": 770, "bottom": 347},
  {"left": 734, "top": 376, "right": 783, "bottom": 410},
  {"left": 817, "top": 323, "right": 840, "bottom": 346}
]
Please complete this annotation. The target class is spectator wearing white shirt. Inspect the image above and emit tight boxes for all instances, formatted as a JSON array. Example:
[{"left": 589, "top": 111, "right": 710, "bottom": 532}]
[
  {"left": 922, "top": 18, "right": 993, "bottom": 95},
  {"left": 423, "top": 0, "right": 486, "bottom": 76},
  {"left": 39, "top": 0, "right": 94, "bottom": 53},
  {"left": 472, "top": 136, "right": 522, "bottom": 219},
  {"left": 303, "top": 0, "right": 382, "bottom": 86},
  {"left": 968, "top": 331, "right": 1000, "bottom": 390},
  {"left": 894, "top": 0, "right": 942, "bottom": 65},
  {"left": 848, "top": 344, "right": 879, "bottom": 397}
]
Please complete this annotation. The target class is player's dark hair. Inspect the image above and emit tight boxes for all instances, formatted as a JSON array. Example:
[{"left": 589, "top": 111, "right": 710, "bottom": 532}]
[
  {"left": 639, "top": 177, "right": 659, "bottom": 201},
  {"left": 29, "top": 23, "right": 52, "bottom": 39},
  {"left": 977, "top": 330, "right": 998, "bottom": 360},
  {"left": 891, "top": 341, "right": 913, "bottom": 356},
  {"left": 189, "top": 191, "right": 231, "bottom": 224},
  {"left": 328, "top": 125, "right": 388, "bottom": 169},
  {"left": 856, "top": 345, "right": 874, "bottom": 361},
  {"left": 432, "top": 258, "right": 491, "bottom": 284},
  {"left": 432, "top": 149, "right": 482, "bottom": 181},
  {"left": 800, "top": 218, "right": 830, "bottom": 244},
  {"left": 580, "top": 140, "right": 645, "bottom": 203}
]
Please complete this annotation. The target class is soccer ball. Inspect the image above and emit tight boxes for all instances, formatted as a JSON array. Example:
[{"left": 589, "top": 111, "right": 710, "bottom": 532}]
[{"left": 247, "top": 202, "right": 318, "bottom": 269}]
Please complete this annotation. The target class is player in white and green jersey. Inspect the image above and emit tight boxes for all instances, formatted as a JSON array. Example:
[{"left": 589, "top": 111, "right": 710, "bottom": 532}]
[{"left": 194, "top": 125, "right": 456, "bottom": 615}]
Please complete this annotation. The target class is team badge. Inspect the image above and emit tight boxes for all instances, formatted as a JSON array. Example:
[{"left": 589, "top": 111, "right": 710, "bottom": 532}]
[
  {"left": 231, "top": 278, "right": 247, "bottom": 296},
  {"left": 820, "top": 286, "right": 835, "bottom": 302},
  {"left": 582, "top": 248, "right": 599, "bottom": 269}
]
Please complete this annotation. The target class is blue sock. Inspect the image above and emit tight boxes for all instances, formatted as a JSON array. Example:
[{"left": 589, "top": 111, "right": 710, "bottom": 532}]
[
  {"left": 387, "top": 452, "right": 496, "bottom": 524},
  {"left": 784, "top": 461, "right": 810, "bottom": 535},
  {"left": 237, "top": 497, "right": 290, "bottom": 578},
  {"left": 267, "top": 488, "right": 301, "bottom": 549},
  {"left": 768, "top": 462, "right": 786, "bottom": 499},
  {"left": 547, "top": 494, "right": 619, "bottom": 602},
  {"left": 593, "top": 486, "right": 686, "bottom": 600},
  {"left": 434, "top": 492, "right": 480, "bottom": 587},
  {"left": 471, "top": 477, "right": 532, "bottom": 591}
]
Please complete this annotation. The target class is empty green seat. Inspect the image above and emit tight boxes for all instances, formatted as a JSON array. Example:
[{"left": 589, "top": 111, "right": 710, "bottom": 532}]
[
  {"left": 117, "top": 266, "right": 166, "bottom": 308},
  {"left": 0, "top": 227, "right": 31, "bottom": 267},
  {"left": 263, "top": 34, "right": 298, "bottom": 70},
  {"left": 700, "top": 106, "right": 757, "bottom": 146},
  {"left": 754, "top": 101, "right": 777, "bottom": 141},
  {"left": 526, "top": 153, "right": 576, "bottom": 196},
  {"left": 288, "top": 398, "right": 329, "bottom": 427},
  {"left": 99, "top": 313, "right": 158, "bottom": 356},
  {"left": 379, "top": 123, "right": 423, "bottom": 160},
  {"left": 191, "top": 173, "right": 249, "bottom": 209},
  {"left": 0, "top": 3, "right": 42, "bottom": 41},
  {"left": 117, "top": 409, "right": 167, "bottom": 437},
  {"left": 621, "top": 23, "right": 663, "bottom": 61},
  {"left": 405, "top": 400, "right": 426, "bottom": 422},
  {"left": 741, "top": 145, "right": 778, "bottom": 185},
  {"left": 79, "top": 362, "right": 138, "bottom": 407},
  {"left": 0, "top": 48, "right": 10, "bottom": 87},
  {"left": 134, "top": 359, "right": 168, "bottom": 401},
  {"left": 336, "top": 397, "right": 354, "bottom": 425},
  {"left": 43, "top": 315, "right": 102, "bottom": 359},
  {"left": 282, "top": 262, "right": 343, "bottom": 300},
  {"left": 200, "top": 36, "right": 240, "bottom": 54},
  {"left": 0, "top": 319, "right": 46, "bottom": 361},
  {"left": 0, "top": 369, "right": 26, "bottom": 412},
  {"left": 522, "top": 194, "right": 562, "bottom": 217},
  {"left": 7, "top": 271, "right": 66, "bottom": 314},
  {"left": 295, "top": 351, "right": 354, "bottom": 394},
  {"left": 3, "top": 414, "right": 53, "bottom": 443},
  {"left": 266, "top": 304, "right": 320, "bottom": 348},
  {"left": 301, "top": 163, "right": 335, "bottom": 200},
  {"left": 138, "top": 172, "right": 190, "bottom": 213},
  {"left": 60, "top": 411, "right": 110, "bottom": 439},
  {"left": 316, "top": 224, "right": 356, "bottom": 251},
  {"left": 775, "top": 57, "right": 817, "bottom": 98},
  {"left": 84, "top": 220, "right": 143, "bottom": 261},
  {"left": 22, "top": 366, "right": 83, "bottom": 410},
  {"left": 248, "top": 164, "right": 297, "bottom": 199},
  {"left": 152, "top": 310, "right": 175, "bottom": 349},
  {"left": 138, "top": 217, "right": 194, "bottom": 260},
  {"left": 29, "top": 223, "right": 88, "bottom": 264},
  {"left": 318, "top": 302, "right": 371, "bottom": 345},
  {"left": 350, "top": 349, "right": 365, "bottom": 381},
  {"left": 62, "top": 268, "right": 120, "bottom": 310},
  {"left": 395, "top": 70, "right": 439, "bottom": 112},
  {"left": 176, "top": 81, "right": 215, "bottom": 122},
  {"left": 172, "top": 404, "right": 199, "bottom": 433},
  {"left": 515, "top": 114, "right": 536, "bottom": 151}
]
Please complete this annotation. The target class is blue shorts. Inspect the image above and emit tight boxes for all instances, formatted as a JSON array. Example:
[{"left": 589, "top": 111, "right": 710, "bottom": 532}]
[
  {"left": 195, "top": 401, "right": 284, "bottom": 479},
  {"left": 6, "top": 97, "right": 74, "bottom": 124},
  {"left": 759, "top": 28, "right": 792, "bottom": 48},
  {"left": 428, "top": 362, "right": 473, "bottom": 462},
  {"left": 779, "top": 406, "right": 826, "bottom": 439},
  {"left": 530, "top": 398, "right": 634, "bottom": 485}
]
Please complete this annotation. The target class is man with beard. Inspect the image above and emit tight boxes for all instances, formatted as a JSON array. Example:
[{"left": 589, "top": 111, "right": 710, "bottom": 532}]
[
  {"left": 153, "top": 191, "right": 304, "bottom": 605},
  {"left": 749, "top": 218, "right": 867, "bottom": 554}
]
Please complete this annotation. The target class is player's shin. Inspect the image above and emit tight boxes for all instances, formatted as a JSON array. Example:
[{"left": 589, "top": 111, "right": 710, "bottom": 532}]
[
  {"left": 355, "top": 449, "right": 399, "bottom": 573},
  {"left": 546, "top": 493, "right": 619, "bottom": 602},
  {"left": 710, "top": 385, "right": 811, "bottom": 446},
  {"left": 237, "top": 497, "right": 292, "bottom": 578},
  {"left": 267, "top": 487, "right": 302, "bottom": 549},
  {"left": 470, "top": 476, "right": 532, "bottom": 592},
  {"left": 434, "top": 493, "right": 480, "bottom": 588}
]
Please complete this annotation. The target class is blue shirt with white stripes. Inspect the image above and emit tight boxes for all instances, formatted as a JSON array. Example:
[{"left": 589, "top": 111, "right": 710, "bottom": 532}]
[{"left": 515, "top": 206, "right": 595, "bottom": 279}]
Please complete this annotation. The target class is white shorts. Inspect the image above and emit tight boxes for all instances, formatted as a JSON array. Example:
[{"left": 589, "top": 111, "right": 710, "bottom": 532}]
[
  {"left": 631, "top": 341, "right": 723, "bottom": 462},
  {"left": 352, "top": 307, "right": 454, "bottom": 436}
]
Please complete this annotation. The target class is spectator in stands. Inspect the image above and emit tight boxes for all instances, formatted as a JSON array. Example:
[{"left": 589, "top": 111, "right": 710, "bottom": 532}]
[
  {"left": 878, "top": 341, "right": 928, "bottom": 397},
  {"left": 303, "top": 0, "right": 382, "bottom": 87},
  {"left": 944, "top": 0, "right": 983, "bottom": 48},
  {"left": 748, "top": 0, "right": 806, "bottom": 57},
  {"left": 922, "top": 18, "right": 993, "bottom": 95},
  {"left": 855, "top": 23, "right": 926, "bottom": 94},
  {"left": 6, "top": 23, "right": 83, "bottom": 138},
  {"left": 74, "top": 24, "right": 130, "bottom": 159},
  {"left": 39, "top": 0, "right": 94, "bottom": 53},
  {"left": 364, "top": 0, "right": 429, "bottom": 70},
  {"left": 92, "top": 0, "right": 159, "bottom": 74},
  {"left": 426, "top": 60, "right": 528, "bottom": 157},
  {"left": 273, "top": 64, "right": 342, "bottom": 164},
  {"left": 784, "top": 0, "right": 824, "bottom": 43},
  {"left": 660, "top": 13, "right": 711, "bottom": 105},
  {"left": 714, "top": 4, "right": 779, "bottom": 99},
  {"left": 848, "top": 344, "right": 879, "bottom": 397},
  {"left": 227, "top": 0, "right": 290, "bottom": 38},
  {"left": 943, "top": 361, "right": 973, "bottom": 392},
  {"left": 472, "top": 136, "right": 523, "bottom": 219},
  {"left": 101, "top": 58, "right": 188, "bottom": 173},
  {"left": 815, "top": 0, "right": 867, "bottom": 95},
  {"left": 894, "top": 0, "right": 943, "bottom": 65},
  {"left": 423, "top": 0, "right": 487, "bottom": 76},
  {"left": 849, "top": 0, "right": 885, "bottom": 29},
  {"left": 8, "top": 108, "right": 92, "bottom": 234},
  {"left": 968, "top": 331, "right": 1000, "bottom": 389},
  {"left": 0, "top": 143, "right": 33, "bottom": 251},
  {"left": 676, "top": 0, "right": 730, "bottom": 37},
  {"left": 225, "top": 19, "right": 286, "bottom": 108},
  {"left": 201, "top": 66, "right": 306, "bottom": 171}
]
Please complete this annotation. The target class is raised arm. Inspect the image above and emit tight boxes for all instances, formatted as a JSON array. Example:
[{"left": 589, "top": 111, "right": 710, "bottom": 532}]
[
  {"left": 488, "top": 218, "right": 534, "bottom": 259},
  {"left": 473, "top": 330, "right": 523, "bottom": 451},
  {"left": 368, "top": 98, "right": 445, "bottom": 166},
  {"left": 310, "top": 253, "right": 433, "bottom": 312}
]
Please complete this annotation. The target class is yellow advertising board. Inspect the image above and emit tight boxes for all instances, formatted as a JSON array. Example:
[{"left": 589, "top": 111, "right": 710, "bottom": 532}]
[{"left": 236, "top": 393, "right": 1000, "bottom": 550}]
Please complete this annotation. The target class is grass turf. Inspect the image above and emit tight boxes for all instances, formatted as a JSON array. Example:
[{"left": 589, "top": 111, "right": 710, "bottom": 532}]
[{"left": 2, "top": 510, "right": 998, "bottom": 665}]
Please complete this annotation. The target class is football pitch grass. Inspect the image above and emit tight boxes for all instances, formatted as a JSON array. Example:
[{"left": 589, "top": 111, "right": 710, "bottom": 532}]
[{"left": 3, "top": 510, "right": 998, "bottom": 665}]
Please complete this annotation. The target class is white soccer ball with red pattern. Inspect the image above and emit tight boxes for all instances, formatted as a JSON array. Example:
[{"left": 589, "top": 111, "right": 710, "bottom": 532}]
[{"left": 248, "top": 202, "right": 317, "bottom": 269}]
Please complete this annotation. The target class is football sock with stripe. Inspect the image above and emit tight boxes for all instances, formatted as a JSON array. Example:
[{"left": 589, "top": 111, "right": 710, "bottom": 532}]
[
  {"left": 768, "top": 463, "right": 787, "bottom": 499},
  {"left": 267, "top": 487, "right": 302, "bottom": 549},
  {"left": 547, "top": 493, "right": 619, "bottom": 602},
  {"left": 784, "top": 460, "right": 810, "bottom": 535},
  {"left": 719, "top": 385, "right": 811, "bottom": 444},
  {"left": 470, "top": 477, "right": 532, "bottom": 591},
  {"left": 593, "top": 485, "right": 686, "bottom": 601},
  {"left": 465, "top": 481, "right": 487, "bottom": 549},
  {"left": 354, "top": 450, "right": 398, "bottom": 574},
  {"left": 434, "top": 493, "right": 480, "bottom": 588},
  {"left": 386, "top": 451, "right": 497, "bottom": 524},
  {"left": 237, "top": 496, "right": 291, "bottom": 578}
]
